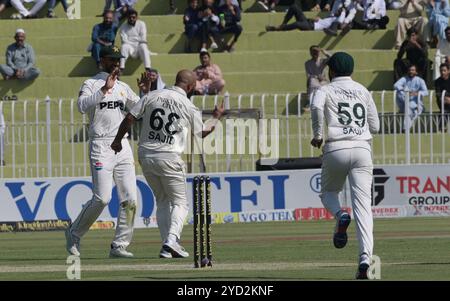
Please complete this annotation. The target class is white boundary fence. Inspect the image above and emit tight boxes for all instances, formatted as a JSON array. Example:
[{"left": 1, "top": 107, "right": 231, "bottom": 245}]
[{"left": 0, "top": 91, "right": 449, "bottom": 178}]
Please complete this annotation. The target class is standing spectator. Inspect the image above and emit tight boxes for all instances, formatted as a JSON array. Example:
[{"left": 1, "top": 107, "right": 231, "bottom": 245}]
[
  {"left": 305, "top": 46, "right": 331, "bottom": 110},
  {"left": 394, "top": 27, "right": 429, "bottom": 81},
  {"left": 426, "top": 0, "right": 450, "bottom": 42},
  {"left": 0, "top": 29, "right": 40, "bottom": 81},
  {"left": 0, "top": 0, "right": 11, "bottom": 15},
  {"left": 324, "top": 0, "right": 359, "bottom": 36},
  {"left": 47, "top": 0, "right": 72, "bottom": 18},
  {"left": 352, "top": 0, "right": 389, "bottom": 30},
  {"left": 0, "top": 104, "right": 5, "bottom": 166},
  {"left": 194, "top": 51, "right": 225, "bottom": 95},
  {"left": 169, "top": 0, "right": 177, "bottom": 14},
  {"left": 434, "top": 63, "right": 450, "bottom": 115},
  {"left": 394, "top": 0, "right": 428, "bottom": 50},
  {"left": 90, "top": 10, "right": 118, "bottom": 69},
  {"left": 434, "top": 26, "right": 450, "bottom": 79},
  {"left": 199, "top": 0, "right": 221, "bottom": 52},
  {"left": 265, "top": 4, "right": 340, "bottom": 32},
  {"left": 10, "top": 0, "right": 46, "bottom": 18},
  {"left": 394, "top": 64, "right": 428, "bottom": 125},
  {"left": 219, "top": 0, "right": 243, "bottom": 52},
  {"left": 184, "top": 0, "right": 201, "bottom": 51},
  {"left": 119, "top": 9, "right": 152, "bottom": 72}
]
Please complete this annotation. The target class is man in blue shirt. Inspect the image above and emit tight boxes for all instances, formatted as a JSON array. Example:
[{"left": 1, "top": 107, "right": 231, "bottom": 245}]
[
  {"left": 91, "top": 10, "right": 118, "bottom": 69},
  {"left": 219, "top": 0, "right": 243, "bottom": 52},
  {"left": 184, "top": 0, "right": 201, "bottom": 44},
  {"left": 394, "top": 64, "right": 428, "bottom": 125},
  {"left": 0, "top": 29, "right": 40, "bottom": 81}
]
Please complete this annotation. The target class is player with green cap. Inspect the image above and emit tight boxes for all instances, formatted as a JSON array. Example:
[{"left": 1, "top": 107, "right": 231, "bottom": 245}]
[{"left": 310, "top": 52, "right": 380, "bottom": 279}]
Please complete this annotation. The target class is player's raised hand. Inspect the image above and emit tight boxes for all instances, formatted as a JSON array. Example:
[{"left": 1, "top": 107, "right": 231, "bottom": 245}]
[
  {"left": 310, "top": 137, "right": 323, "bottom": 149},
  {"left": 102, "top": 67, "right": 120, "bottom": 93},
  {"left": 213, "top": 98, "right": 225, "bottom": 119},
  {"left": 110, "top": 139, "right": 122, "bottom": 154},
  {"left": 137, "top": 72, "right": 151, "bottom": 94}
]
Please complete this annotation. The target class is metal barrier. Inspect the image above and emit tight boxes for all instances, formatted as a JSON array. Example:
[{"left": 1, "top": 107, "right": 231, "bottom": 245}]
[{"left": 0, "top": 91, "right": 448, "bottom": 178}]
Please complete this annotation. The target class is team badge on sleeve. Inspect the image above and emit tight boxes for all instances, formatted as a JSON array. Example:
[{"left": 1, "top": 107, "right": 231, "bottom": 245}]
[{"left": 94, "top": 162, "right": 103, "bottom": 171}]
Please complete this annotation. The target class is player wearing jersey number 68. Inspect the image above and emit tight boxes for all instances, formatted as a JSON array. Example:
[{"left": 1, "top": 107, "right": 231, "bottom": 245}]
[
  {"left": 111, "top": 70, "right": 224, "bottom": 259},
  {"left": 65, "top": 46, "right": 142, "bottom": 259},
  {"left": 310, "top": 52, "right": 380, "bottom": 280}
]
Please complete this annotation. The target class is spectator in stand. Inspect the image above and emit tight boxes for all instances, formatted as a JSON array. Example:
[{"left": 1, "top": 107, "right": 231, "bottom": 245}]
[
  {"left": 394, "top": 0, "right": 428, "bottom": 50},
  {"left": 119, "top": 9, "right": 152, "bottom": 72},
  {"left": 305, "top": 46, "right": 331, "bottom": 105},
  {"left": 184, "top": 0, "right": 202, "bottom": 51},
  {"left": 90, "top": 10, "right": 118, "bottom": 69},
  {"left": 257, "top": 0, "right": 279, "bottom": 12},
  {"left": 394, "top": 64, "right": 428, "bottom": 124},
  {"left": 0, "top": 104, "right": 5, "bottom": 166},
  {"left": 47, "top": 0, "right": 72, "bottom": 18},
  {"left": 0, "top": 0, "right": 11, "bottom": 15},
  {"left": 0, "top": 29, "right": 40, "bottom": 81},
  {"left": 265, "top": 4, "right": 340, "bottom": 32},
  {"left": 394, "top": 27, "right": 429, "bottom": 82},
  {"left": 426, "top": 0, "right": 450, "bottom": 42},
  {"left": 323, "top": 0, "right": 359, "bottom": 36},
  {"left": 434, "top": 63, "right": 450, "bottom": 115},
  {"left": 146, "top": 68, "right": 166, "bottom": 92},
  {"left": 169, "top": 0, "right": 177, "bottom": 14},
  {"left": 10, "top": 0, "right": 46, "bottom": 19},
  {"left": 194, "top": 51, "right": 225, "bottom": 95},
  {"left": 218, "top": 0, "right": 243, "bottom": 52},
  {"left": 352, "top": 0, "right": 389, "bottom": 30},
  {"left": 434, "top": 26, "right": 450, "bottom": 79},
  {"left": 199, "top": 0, "right": 221, "bottom": 52}
]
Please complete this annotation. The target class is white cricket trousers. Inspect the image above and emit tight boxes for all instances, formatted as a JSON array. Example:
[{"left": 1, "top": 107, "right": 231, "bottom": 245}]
[
  {"left": 320, "top": 147, "right": 374, "bottom": 259},
  {"left": 70, "top": 138, "right": 137, "bottom": 248},
  {"left": 139, "top": 154, "right": 189, "bottom": 243},
  {"left": 120, "top": 43, "right": 151, "bottom": 69}
]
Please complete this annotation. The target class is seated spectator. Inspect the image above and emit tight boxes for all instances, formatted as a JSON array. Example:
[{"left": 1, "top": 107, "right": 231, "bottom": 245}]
[
  {"left": 426, "top": 0, "right": 450, "bottom": 42},
  {"left": 99, "top": 0, "right": 120, "bottom": 16},
  {"left": 394, "top": 28, "right": 429, "bottom": 82},
  {"left": 10, "top": 0, "right": 46, "bottom": 19},
  {"left": 323, "top": 0, "right": 359, "bottom": 36},
  {"left": 218, "top": 0, "right": 242, "bottom": 9},
  {"left": 394, "top": 0, "right": 428, "bottom": 50},
  {"left": 305, "top": 46, "right": 331, "bottom": 109},
  {"left": 434, "top": 63, "right": 450, "bottom": 114},
  {"left": 47, "top": 0, "right": 71, "bottom": 18},
  {"left": 119, "top": 9, "right": 152, "bottom": 72},
  {"left": 352, "top": 0, "right": 389, "bottom": 30},
  {"left": 137, "top": 68, "right": 165, "bottom": 97},
  {"left": 194, "top": 51, "right": 225, "bottom": 95},
  {"left": 219, "top": 0, "right": 243, "bottom": 52},
  {"left": 265, "top": 4, "right": 340, "bottom": 32},
  {"left": 434, "top": 26, "right": 450, "bottom": 79},
  {"left": 258, "top": 0, "right": 279, "bottom": 12},
  {"left": 394, "top": 64, "right": 428, "bottom": 124},
  {"left": 0, "top": 0, "right": 11, "bottom": 15},
  {"left": 184, "top": 0, "right": 202, "bottom": 50},
  {"left": 199, "top": 0, "right": 221, "bottom": 52},
  {"left": 90, "top": 10, "right": 118, "bottom": 69},
  {"left": 0, "top": 29, "right": 40, "bottom": 81}
]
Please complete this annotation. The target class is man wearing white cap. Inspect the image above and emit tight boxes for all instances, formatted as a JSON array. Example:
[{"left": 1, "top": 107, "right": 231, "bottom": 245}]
[
  {"left": 10, "top": 0, "right": 46, "bottom": 19},
  {"left": 0, "top": 29, "right": 40, "bottom": 81}
]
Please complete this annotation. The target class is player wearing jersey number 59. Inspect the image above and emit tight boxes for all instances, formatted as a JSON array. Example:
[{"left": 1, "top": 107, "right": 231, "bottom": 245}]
[
  {"left": 111, "top": 70, "right": 224, "bottom": 259},
  {"left": 310, "top": 52, "right": 380, "bottom": 279},
  {"left": 65, "top": 46, "right": 141, "bottom": 259}
]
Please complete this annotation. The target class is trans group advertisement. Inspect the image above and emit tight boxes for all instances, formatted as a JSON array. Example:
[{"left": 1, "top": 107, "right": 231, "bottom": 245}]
[{"left": 0, "top": 165, "right": 449, "bottom": 230}]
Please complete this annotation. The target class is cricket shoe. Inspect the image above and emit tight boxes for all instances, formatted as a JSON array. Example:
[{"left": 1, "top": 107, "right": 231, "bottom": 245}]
[
  {"left": 355, "top": 262, "right": 370, "bottom": 280},
  {"left": 333, "top": 212, "right": 351, "bottom": 248},
  {"left": 159, "top": 247, "right": 173, "bottom": 259},
  {"left": 65, "top": 228, "right": 80, "bottom": 256},
  {"left": 109, "top": 245, "right": 134, "bottom": 258},
  {"left": 163, "top": 241, "right": 189, "bottom": 258}
]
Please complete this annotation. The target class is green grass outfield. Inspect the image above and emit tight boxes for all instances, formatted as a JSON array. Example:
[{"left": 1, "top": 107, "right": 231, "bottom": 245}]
[{"left": 0, "top": 217, "right": 449, "bottom": 280}]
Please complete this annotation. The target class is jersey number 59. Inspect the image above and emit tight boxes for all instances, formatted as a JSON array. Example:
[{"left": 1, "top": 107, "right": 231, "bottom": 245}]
[{"left": 337, "top": 102, "right": 366, "bottom": 128}]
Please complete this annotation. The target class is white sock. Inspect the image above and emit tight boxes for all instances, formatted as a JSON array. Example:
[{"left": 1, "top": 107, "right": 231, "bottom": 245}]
[{"left": 167, "top": 233, "right": 178, "bottom": 244}]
